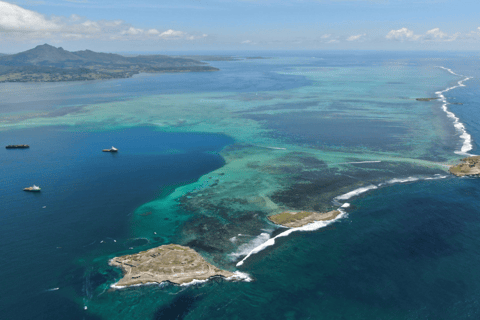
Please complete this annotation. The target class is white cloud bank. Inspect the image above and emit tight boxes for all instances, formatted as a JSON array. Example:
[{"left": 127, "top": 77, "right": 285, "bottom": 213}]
[
  {"left": 0, "top": 0, "right": 59, "bottom": 32},
  {"left": 0, "top": 1, "right": 206, "bottom": 41},
  {"left": 386, "top": 28, "right": 420, "bottom": 41},
  {"left": 347, "top": 33, "right": 366, "bottom": 41},
  {"left": 386, "top": 27, "right": 461, "bottom": 42}
]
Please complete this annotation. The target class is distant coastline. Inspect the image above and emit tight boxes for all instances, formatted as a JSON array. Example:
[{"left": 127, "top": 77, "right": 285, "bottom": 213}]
[
  {"left": 0, "top": 44, "right": 221, "bottom": 83},
  {"left": 0, "top": 65, "right": 219, "bottom": 83}
]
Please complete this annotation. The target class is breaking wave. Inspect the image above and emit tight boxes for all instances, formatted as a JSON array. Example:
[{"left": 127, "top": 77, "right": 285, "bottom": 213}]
[
  {"left": 436, "top": 66, "right": 474, "bottom": 155},
  {"left": 236, "top": 209, "right": 347, "bottom": 267},
  {"left": 229, "top": 232, "right": 272, "bottom": 260},
  {"left": 334, "top": 185, "right": 378, "bottom": 201}
]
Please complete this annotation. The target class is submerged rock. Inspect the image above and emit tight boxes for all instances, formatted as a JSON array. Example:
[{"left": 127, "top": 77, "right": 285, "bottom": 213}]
[{"left": 415, "top": 98, "right": 439, "bottom": 101}]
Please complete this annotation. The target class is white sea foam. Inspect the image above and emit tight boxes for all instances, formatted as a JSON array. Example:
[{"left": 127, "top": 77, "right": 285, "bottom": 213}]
[
  {"left": 265, "top": 146, "right": 287, "bottom": 150},
  {"left": 380, "top": 176, "right": 420, "bottom": 186},
  {"left": 334, "top": 173, "right": 450, "bottom": 206},
  {"left": 334, "top": 185, "right": 378, "bottom": 201},
  {"left": 111, "top": 272, "right": 251, "bottom": 290},
  {"left": 424, "top": 175, "right": 447, "bottom": 180},
  {"left": 436, "top": 66, "right": 474, "bottom": 156},
  {"left": 180, "top": 279, "right": 210, "bottom": 287},
  {"left": 233, "top": 67, "right": 472, "bottom": 273},
  {"left": 236, "top": 210, "right": 347, "bottom": 267},
  {"left": 226, "top": 271, "right": 253, "bottom": 282},
  {"left": 229, "top": 232, "right": 271, "bottom": 260},
  {"left": 110, "top": 281, "right": 165, "bottom": 289}
]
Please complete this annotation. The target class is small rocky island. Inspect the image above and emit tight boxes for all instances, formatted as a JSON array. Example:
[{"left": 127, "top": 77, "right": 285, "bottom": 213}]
[
  {"left": 109, "top": 244, "right": 234, "bottom": 287},
  {"left": 268, "top": 210, "right": 341, "bottom": 228},
  {"left": 449, "top": 156, "right": 480, "bottom": 176}
]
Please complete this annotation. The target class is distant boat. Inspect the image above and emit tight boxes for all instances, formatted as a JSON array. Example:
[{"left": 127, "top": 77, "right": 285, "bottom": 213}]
[
  {"left": 102, "top": 146, "right": 118, "bottom": 152},
  {"left": 24, "top": 185, "right": 41, "bottom": 192},
  {"left": 6, "top": 145, "right": 29, "bottom": 149}
]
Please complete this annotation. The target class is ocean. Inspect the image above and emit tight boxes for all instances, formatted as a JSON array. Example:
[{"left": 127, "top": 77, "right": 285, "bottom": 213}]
[{"left": 1, "top": 51, "right": 479, "bottom": 319}]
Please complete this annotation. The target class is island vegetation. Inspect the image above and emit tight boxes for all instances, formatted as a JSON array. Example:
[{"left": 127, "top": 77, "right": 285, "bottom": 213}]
[
  {"left": 109, "top": 244, "right": 234, "bottom": 287},
  {"left": 0, "top": 44, "right": 219, "bottom": 83},
  {"left": 449, "top": 156, "right": 480, "bottom": 176},
  {"left": 268, "top": 210, "right": 341, "bottom": 228}
]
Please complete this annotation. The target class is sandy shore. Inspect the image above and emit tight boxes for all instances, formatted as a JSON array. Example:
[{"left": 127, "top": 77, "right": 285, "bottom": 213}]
[{"left": 109, "top": 244, "right": 234, "bottom": 287}]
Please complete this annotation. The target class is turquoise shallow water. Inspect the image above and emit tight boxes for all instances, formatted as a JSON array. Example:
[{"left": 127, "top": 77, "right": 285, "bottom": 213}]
[{"left": 1, "top": 51, "right": 479, "bottom": 319}]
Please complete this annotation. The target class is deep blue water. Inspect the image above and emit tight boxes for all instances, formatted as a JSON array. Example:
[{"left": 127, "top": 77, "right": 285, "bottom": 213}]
[
  {"left": 2, "top": 51, "right": 480, "bottom": 319},
  {"left": 188, "top": 176, "right": 480, "bottom": 320},
  {"left": 0, "top": 126, "right": 233, "bottom": 319}
]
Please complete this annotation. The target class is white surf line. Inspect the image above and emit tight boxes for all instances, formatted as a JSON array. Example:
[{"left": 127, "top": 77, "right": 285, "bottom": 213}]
[
  {"left": 110, "top": 271, "right": 252, "bottom": 290},
  {"left": 334, "top": 174, "right": 449, "bottom": 201},
  {"left": 235, "top": 171, "right": 450, "bottom": 268},
  {"left": 334, "top": 185, "right": 378, "bottom": 201},
  {"left": 236, "top": 209, "right": 348, "bottom": 267},
  {"left": 229, "top": 232, "right": 272, "bottom": 260},
  {"left": 436, "top": 66, "right": 475, "bottom": 156},
  {"left": 181, "top": 271, "right": 253, "bottom": 286},
  {"left": 235, "top": 67, "right": 470, "bottom": 268}
]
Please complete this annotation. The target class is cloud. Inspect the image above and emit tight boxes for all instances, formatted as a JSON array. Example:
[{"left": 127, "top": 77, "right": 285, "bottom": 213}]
[
  {"left": 0, "top": 1, "right": 60, "bottom": 32},
  {"left": 386, "top": 27, "right": 458, "bottom": 42},
  {"left": 241, "top": 39, "right": 252, "bottom": 44},
  {"left": 385, "top": 28, "right": 421, "bottom": 41},
  {"left": 159, "top": 29, "right": 185, "bottom": 38},
  {"left": 0, "top": 0, "right": 205, "bottom": 42},
  {"left": 146, "top": 29, "right": 160, "bottom": 35},
  {"left": 347, "top": 33, "right": 366, "bottom": 41},
  {"left": 122, "top": 27, "right": 143, "bottom": 35},
  {"left": 425, "top": 28, "right": 447, "bottom": 39},
  {"left": 424, "top": 28, "right": 459, "bottom": 42}
]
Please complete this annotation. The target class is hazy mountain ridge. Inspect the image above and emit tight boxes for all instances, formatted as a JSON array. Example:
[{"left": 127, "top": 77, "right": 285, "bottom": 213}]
[{"left": 0, "top": 44, "right": 219, "bottom": 82}]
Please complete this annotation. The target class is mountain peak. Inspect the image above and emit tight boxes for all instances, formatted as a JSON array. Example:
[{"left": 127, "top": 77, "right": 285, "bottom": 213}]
[
  {"left": 4, "top": 43, "right": 86, "bottom": 66},
  {"left": 35, "top": 43, "right": 57, "bottom": 49}
]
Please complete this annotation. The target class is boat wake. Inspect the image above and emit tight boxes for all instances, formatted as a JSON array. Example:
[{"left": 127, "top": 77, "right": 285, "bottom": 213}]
[{"left": 436, "top": 66, "right": 474, "bottom": 156}]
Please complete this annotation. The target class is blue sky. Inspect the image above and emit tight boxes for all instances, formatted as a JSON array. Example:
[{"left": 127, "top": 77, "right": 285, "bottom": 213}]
[{"left": 1, "top": 0, "right": 480, "bottom": 52}]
